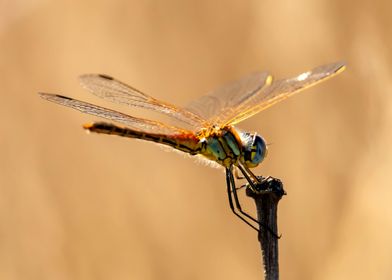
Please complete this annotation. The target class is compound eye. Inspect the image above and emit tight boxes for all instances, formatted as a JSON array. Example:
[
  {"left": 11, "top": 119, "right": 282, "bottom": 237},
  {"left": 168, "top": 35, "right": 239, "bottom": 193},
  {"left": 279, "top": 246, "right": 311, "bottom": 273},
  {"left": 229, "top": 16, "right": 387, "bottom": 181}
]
[{"left": 244, "top": 135, "right": 267, "bottom": 167}]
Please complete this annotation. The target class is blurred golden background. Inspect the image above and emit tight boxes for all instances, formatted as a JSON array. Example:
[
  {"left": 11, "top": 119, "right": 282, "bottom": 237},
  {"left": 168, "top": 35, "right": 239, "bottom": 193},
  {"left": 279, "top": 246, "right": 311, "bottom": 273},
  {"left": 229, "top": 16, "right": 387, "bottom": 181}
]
[{"left": 1, "top": 0, "right": 391, "bottom": 279}]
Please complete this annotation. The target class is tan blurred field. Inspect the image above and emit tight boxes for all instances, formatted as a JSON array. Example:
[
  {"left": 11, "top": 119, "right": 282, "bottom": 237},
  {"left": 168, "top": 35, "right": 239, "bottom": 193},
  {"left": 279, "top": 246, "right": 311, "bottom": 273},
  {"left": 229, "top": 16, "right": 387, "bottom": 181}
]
[{"left": 1, "top": 0, "right": 392, "bottom": 279}]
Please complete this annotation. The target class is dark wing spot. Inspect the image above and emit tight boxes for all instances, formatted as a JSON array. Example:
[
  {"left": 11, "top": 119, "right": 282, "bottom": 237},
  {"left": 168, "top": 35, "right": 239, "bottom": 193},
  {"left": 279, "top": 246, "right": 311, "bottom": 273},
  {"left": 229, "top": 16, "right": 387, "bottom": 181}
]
[
  {"left": 55, "top": 94, "right": 73, "bottom": 100},
  {"left": 98, "top": 74, "right": 114, "bottom": 80}
]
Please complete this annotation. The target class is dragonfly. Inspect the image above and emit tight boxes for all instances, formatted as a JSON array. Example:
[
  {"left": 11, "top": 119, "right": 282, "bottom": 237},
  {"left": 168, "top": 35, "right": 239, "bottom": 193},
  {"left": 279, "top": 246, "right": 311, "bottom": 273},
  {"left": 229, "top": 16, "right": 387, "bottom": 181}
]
[{"left": 39, "top": 62, "right": 345, "bottom": 232}]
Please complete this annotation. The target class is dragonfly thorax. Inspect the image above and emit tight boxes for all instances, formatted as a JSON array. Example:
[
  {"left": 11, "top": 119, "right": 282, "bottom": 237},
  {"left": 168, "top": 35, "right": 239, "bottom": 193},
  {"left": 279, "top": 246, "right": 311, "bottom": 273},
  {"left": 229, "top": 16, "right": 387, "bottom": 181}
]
[{"left": 200, "top": 126, "right": 267, "bottom": 169}]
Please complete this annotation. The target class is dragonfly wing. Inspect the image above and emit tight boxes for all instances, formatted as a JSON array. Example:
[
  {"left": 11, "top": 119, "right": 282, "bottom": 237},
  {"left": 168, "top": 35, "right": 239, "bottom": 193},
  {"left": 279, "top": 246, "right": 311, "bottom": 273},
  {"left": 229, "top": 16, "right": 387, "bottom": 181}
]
[
  {"left": 186, "top": 72, "right": 272, "bottom": 125},
  {"left": 79, "top": 74, "right": 206, "bottom": 130},
  {"left": 219, "top": 61, "right": 346, "bottom": 126},
  {"left": 39, "top": 93, "right": 189, "bottom": 135}
]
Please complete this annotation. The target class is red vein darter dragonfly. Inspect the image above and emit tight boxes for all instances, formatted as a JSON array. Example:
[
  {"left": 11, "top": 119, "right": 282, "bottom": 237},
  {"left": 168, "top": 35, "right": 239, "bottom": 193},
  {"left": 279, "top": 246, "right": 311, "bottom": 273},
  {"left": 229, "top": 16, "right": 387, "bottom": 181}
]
[{"left": 39, "top": 62, "right": 345, "bottom": 232}]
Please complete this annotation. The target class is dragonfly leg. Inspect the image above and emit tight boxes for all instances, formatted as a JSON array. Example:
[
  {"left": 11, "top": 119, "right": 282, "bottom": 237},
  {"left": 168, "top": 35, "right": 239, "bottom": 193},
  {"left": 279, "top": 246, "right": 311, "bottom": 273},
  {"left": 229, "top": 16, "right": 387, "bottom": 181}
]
[
  {"left": 238, "top": 165, "right": 278, "bottom": 194},
  {"left": 234, "top": 168, "right": 245, "bottom": 180},
  {"left": 235, "top": 185, "right": 246, "bottom": 191},
  {"left": 228, "top": 167, "right": 260, "bottom": 224},
  {"left": 242, "top": 164, "right": 262, "bottom": 183},
  {"left": 235, "top": 165, "right": 281, "bottom": 238},
  {"left": 226, "top": 167, "right": 261, "bottom": 230},
  {"left": 236, "top": 164, "right": 259, "bottom": 192},
  {"left": 233, "top": 168, "right": 247, "bottom": 191}
]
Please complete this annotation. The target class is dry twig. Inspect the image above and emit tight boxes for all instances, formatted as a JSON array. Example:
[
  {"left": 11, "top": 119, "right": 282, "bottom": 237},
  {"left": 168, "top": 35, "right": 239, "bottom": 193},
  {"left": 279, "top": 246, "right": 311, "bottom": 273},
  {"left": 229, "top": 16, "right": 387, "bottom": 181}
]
[{"left": 246, "top": 177, "right": 285, "bottom": 280}]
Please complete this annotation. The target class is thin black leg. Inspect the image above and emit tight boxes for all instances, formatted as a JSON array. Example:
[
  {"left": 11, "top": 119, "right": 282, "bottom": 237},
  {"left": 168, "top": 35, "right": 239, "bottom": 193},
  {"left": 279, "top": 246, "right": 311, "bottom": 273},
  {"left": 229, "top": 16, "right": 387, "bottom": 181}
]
[
  {"left": 239, "top": 163, "right": 274, "bottom": 192},
  {"left": 234, "top": 168, "right": 245, "bottom": 180},
  {"left": 225, "top": 168, "right": 259, "bottom": 232},
  {"left": 237, "top": 164, "right": 258, "bottom": 191},
  {"left": 228, "top": 167, "right": 259, "bottom": 224},
  {"left": 234, "top": 165, "right": 281, "bottom": 238},
  {"left": 241, "top": 163, "right": 261, "bottom": 183}
]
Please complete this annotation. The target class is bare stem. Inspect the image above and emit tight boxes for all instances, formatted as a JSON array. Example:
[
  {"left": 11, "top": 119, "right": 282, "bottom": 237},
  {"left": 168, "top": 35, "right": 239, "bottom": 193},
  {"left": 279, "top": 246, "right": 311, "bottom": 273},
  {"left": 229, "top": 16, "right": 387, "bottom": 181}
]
[{"left": 246, "top": 177, "right": 285, "bottom": 280}]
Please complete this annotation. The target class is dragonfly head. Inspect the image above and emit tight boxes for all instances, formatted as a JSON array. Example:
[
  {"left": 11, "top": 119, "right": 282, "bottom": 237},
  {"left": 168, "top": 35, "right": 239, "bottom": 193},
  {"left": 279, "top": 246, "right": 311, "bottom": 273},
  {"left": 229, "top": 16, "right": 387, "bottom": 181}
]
[{"left": 242, "top": 133, "right": 267, "bottom": 168}]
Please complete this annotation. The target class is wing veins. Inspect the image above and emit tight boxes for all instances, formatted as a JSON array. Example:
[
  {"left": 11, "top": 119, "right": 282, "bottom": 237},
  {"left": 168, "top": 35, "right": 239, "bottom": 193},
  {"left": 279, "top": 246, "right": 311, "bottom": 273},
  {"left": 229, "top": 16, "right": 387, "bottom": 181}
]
[
  {"left": 39, "top": 93, "right": 189, "bottom": 135},
  {"left": 79, "top": 74, "right": 206, "bottom": 130},
  {"left": 219, "top": 62, "right": 346, "bottom": 126}
]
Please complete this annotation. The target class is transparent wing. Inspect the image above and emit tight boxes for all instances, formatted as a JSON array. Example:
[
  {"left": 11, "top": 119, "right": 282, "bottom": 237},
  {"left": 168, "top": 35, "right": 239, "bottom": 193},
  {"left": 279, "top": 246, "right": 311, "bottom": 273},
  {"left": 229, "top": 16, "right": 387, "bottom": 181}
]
[
  {"left": 214, "top": 61, "right": 346, "bottom": 126},
  {"left": 39, "top": 93, "right": 190, "bottom": 135},
  {"left": 79, "top": 74, "right": 206, "bottom": 131},
  {"left": 186, "top": 72, "right": 272, "bottom": 123}
]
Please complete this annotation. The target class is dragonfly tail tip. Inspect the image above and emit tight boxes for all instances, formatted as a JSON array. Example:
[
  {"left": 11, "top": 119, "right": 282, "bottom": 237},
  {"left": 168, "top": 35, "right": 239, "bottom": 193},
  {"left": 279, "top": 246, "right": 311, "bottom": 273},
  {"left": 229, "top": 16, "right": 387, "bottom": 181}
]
[{"left": 83, "top": 123, "right": 94, "bottom": 132}]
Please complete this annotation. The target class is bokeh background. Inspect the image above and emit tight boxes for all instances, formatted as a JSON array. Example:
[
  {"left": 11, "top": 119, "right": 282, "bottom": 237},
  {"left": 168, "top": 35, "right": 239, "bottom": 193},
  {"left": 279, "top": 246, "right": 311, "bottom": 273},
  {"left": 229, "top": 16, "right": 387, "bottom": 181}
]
[{"left": 1, "top": 0, "right": 391, "bottom": 279}]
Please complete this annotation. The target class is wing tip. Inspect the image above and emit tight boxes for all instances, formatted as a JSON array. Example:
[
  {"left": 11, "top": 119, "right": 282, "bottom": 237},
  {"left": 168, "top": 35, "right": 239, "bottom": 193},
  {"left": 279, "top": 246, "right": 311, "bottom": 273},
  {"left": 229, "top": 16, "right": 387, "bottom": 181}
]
[
  {"left": 38, "top": 92, "right": 49, "bottom": 98},
  {"left": 310, "top": 61, "right": 346, "bottom": 79},
  {"left": 79, "top": 73, "right": 114, "bottom": 81},
  {"left": 98, "top": 74, "right": 114, "bottom": 80},
  {"left": 334, "top": 61, "right": 346, "bottom": 74},
  {"left": 324, "top": 61, "right": 346, "bottom": 75},
  {"left": 38, "top": 92, "right": 73, "bottom": 101}
]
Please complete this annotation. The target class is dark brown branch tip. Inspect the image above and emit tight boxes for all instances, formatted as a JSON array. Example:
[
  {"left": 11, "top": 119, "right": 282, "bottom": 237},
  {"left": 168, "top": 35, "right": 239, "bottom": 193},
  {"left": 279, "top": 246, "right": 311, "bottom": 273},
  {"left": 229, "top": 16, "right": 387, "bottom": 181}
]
[
  {"left": 245, "top": 175, "right": 285, "bottom": 280},
  {"left": 245, "top": 176, "right": 286, "bottom": 198}
]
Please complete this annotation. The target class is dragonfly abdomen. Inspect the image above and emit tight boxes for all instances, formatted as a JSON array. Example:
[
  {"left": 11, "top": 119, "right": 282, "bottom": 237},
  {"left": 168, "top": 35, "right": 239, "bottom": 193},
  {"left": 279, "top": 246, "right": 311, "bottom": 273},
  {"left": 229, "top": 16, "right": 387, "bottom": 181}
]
[{"left": 83, "top": 122, "right": 200, "bottom": 154}]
